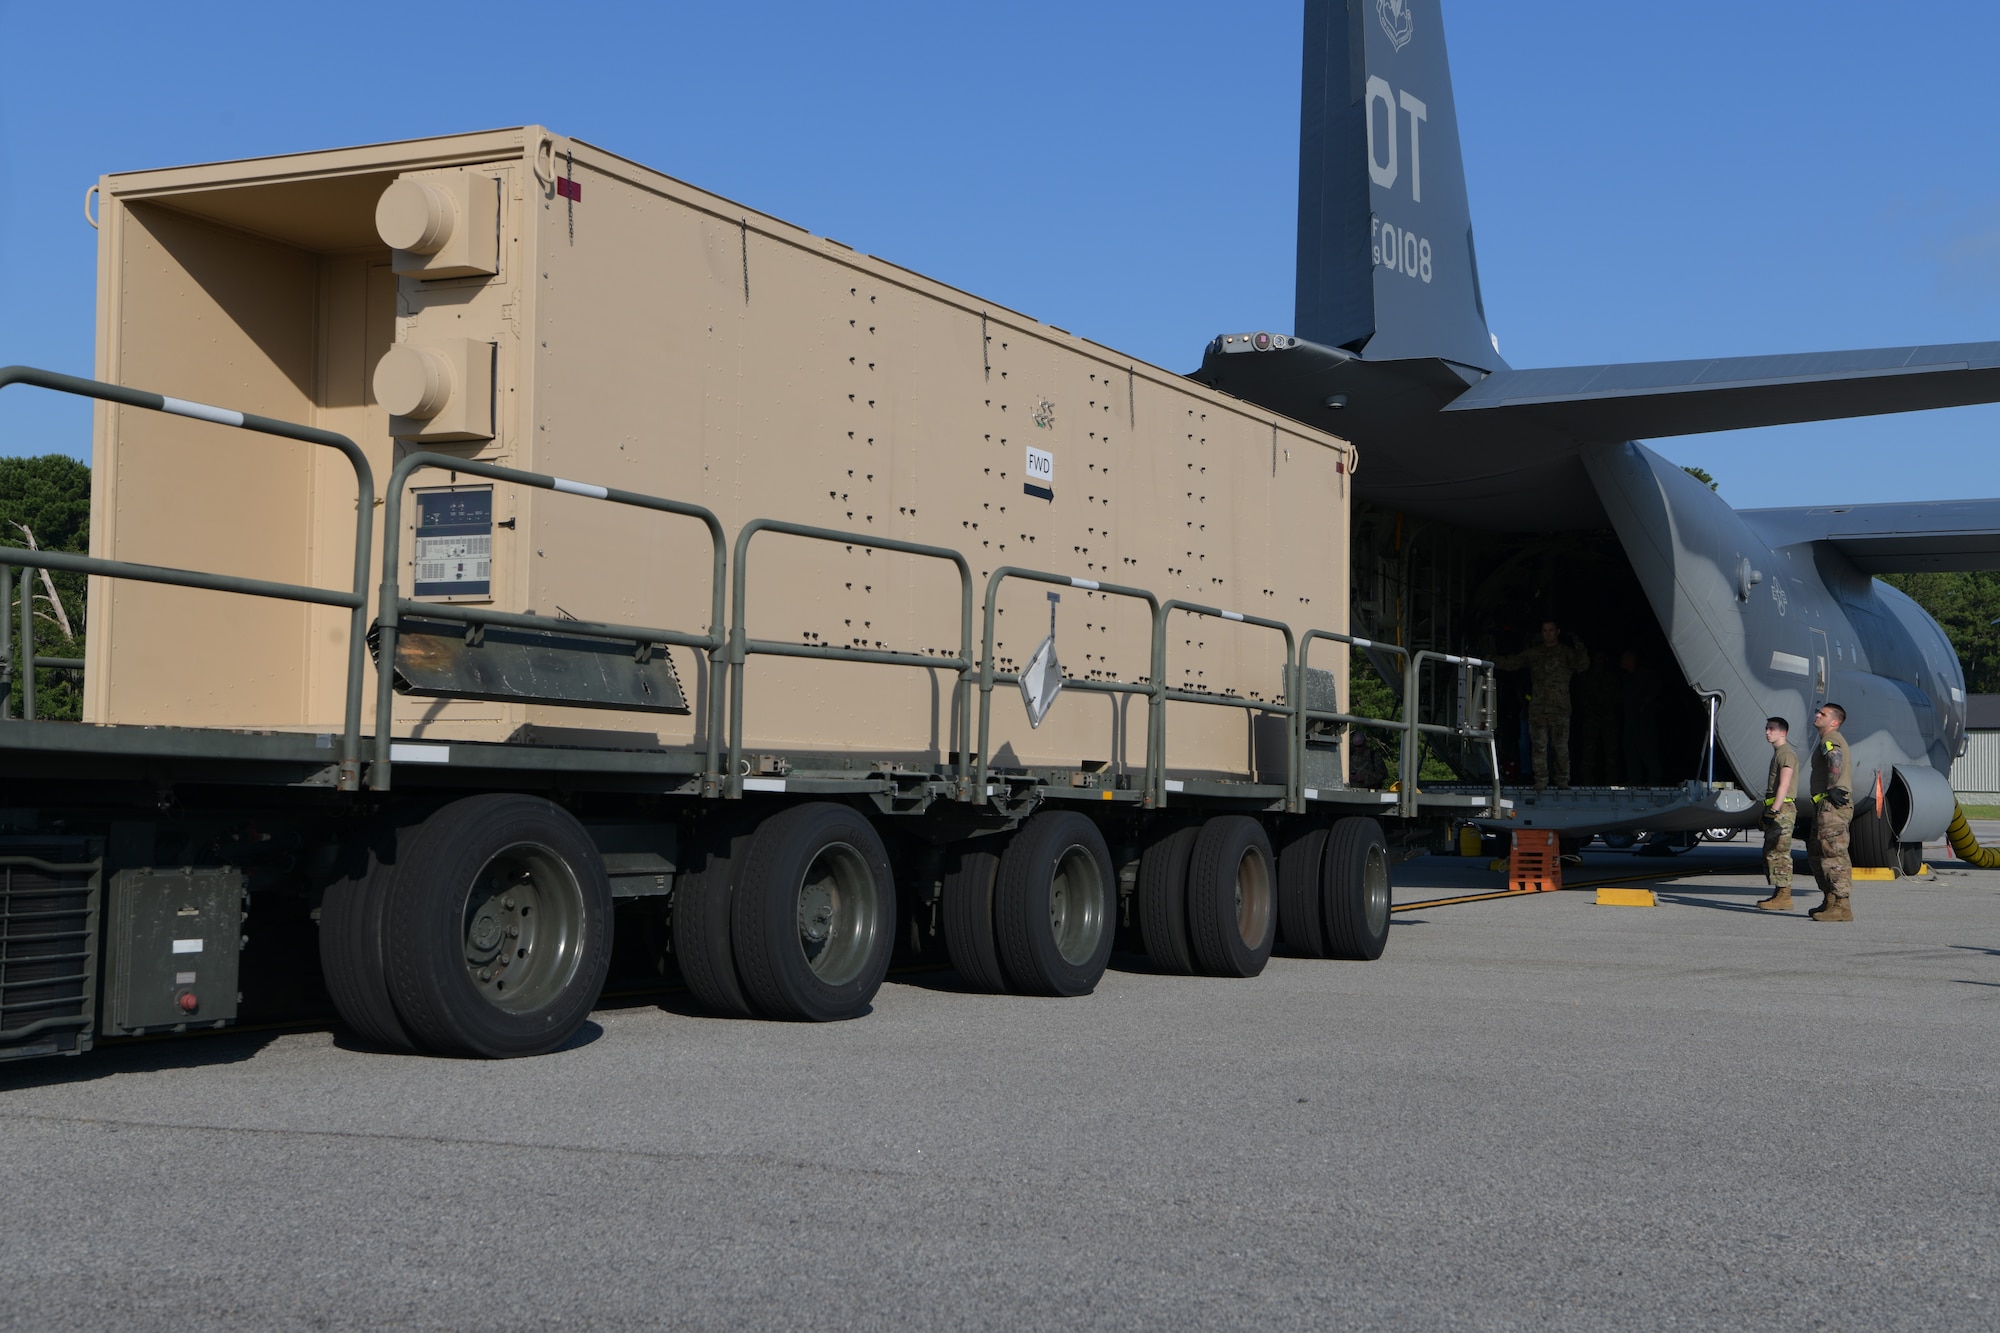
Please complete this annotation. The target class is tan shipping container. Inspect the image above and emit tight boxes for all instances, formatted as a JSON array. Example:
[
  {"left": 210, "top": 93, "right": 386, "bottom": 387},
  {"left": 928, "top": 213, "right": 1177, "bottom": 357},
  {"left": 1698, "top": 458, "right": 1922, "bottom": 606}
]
[{"left": 87, "top": 127, "right": 1353, "bottom": 782}]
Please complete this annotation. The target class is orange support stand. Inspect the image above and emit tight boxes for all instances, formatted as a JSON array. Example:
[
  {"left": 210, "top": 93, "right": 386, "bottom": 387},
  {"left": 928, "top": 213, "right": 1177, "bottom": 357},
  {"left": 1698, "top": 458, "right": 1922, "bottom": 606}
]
[{"left": 1508, "top": 829, "right": 1563, "bottom": 893}]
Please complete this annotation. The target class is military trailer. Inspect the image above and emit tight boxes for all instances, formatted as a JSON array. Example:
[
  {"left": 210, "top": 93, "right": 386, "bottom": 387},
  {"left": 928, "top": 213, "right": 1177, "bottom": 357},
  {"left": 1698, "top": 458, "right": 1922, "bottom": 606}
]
[{"left": 0, "top": 129, "right": 1499, "bottom": 1063}]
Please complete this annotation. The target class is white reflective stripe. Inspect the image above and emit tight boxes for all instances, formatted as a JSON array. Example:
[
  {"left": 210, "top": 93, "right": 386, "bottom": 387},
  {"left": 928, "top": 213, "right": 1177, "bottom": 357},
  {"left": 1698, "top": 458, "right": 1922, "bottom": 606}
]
[
  {"left": 389, "top": 743, "right": 451, "bottom": 764},
  {"left": 171, "top": 938, "right": 203, "bottom": 954},
  {"left": 1443, "top": 654, "right": 1465, "bottom": 665},
  {"left": 160, "top": 396, "right": 245, "bottom": 428},
  {"left": 1164, "top": 779, "right": 1185, "bottom": 793},
  {"left": 1770, "top": 651, "right": 1811, "bottom": 676},
  {"left": 1221, "top": 610, "right": 1245, "bottom": 622},
  {"left": 1350, "top": 636, "right": 1374, "bottom": 649},
  {"left": 741, "top": 777, "right": 786, "bottom": 792},
  {"left": 551, "top": 477, "right": 609, "bottom": 499},
  {"left": 1070, "top": 577, "right": 1100, "bottom": 590},
  {"left": 1304, "top": 787, "right": 1319, "bottom": 801}
]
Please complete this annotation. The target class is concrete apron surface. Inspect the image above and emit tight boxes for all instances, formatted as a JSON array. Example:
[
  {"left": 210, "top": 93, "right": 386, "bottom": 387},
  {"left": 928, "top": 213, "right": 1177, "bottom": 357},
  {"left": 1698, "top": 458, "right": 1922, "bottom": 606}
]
[{"left": 0, "top": 846, "right": 1994, "bottom": 1331}]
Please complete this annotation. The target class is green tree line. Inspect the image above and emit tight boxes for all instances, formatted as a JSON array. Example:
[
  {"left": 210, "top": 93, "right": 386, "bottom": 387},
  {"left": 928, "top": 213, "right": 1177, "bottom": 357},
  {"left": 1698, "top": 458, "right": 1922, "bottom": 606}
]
[
  {"left": 0, "top": 455, "right": 90, "bottom": 720},
  {"left": 1881, "top": 572, "right": 2000, "bottom": 694}
]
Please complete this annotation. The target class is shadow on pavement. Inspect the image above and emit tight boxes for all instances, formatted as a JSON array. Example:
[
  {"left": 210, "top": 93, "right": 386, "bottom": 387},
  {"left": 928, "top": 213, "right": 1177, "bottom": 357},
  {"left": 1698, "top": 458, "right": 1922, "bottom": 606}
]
[
  {"left": 0, "top": 1027, "right": 288, "bottom": 1090},
  {"left": 1654, "top": 892, "right": 1785, "bottom": 916}
]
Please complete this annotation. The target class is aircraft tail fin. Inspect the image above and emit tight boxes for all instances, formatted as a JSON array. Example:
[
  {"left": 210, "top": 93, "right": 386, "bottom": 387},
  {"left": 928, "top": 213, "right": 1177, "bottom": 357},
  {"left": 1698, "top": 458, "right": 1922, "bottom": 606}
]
[{"left": 1297, "top": 0, "right": 1503, "bottom": 372}]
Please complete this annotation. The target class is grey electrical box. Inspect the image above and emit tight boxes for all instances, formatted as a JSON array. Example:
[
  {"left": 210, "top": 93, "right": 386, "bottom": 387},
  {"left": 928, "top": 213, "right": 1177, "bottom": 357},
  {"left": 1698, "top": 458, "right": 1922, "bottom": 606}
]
[
  {"left": 1255, "top": 666, "right": 1349, "bottom": 789},
  {"left": 1299, "top": 665, "right": 1345, "bottom": 790},
  {"left": 104, "top": 867, "right": 245, "bottom": 1035},
  {"left": 1456, "top": 664, "right": 1495, "bottom": 733}
]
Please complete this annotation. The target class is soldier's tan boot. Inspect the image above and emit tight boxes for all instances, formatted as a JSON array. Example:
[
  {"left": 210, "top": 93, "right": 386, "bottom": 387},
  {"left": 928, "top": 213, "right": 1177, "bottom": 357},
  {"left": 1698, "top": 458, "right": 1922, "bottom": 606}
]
[
  {"left": 1755, "top": 888, "right": 1794, "bottom": 911},
  {"left": 1808, "top": 896, "right": 1853, "bottom": 922}
]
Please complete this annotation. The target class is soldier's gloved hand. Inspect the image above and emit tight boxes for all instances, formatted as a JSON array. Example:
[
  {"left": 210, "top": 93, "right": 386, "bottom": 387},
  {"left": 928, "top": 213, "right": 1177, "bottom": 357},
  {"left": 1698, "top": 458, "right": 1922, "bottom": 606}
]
[
  {"left": 1828, "top": 789, "right": 1850, "bottom": 809},
  {"left": 1759, "top": 812, "right": 1776, "bottom": 831}
]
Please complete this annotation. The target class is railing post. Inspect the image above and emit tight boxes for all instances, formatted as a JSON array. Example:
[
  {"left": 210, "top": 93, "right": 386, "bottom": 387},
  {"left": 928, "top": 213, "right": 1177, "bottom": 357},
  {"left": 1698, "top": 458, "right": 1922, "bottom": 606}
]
[
  {"left": 1399, "top": 649, "right": 1418, "bottom": 817},
  {"left": 19, "top": 566, "right": 34, "bottom": 722},
  {"left": 0, "top": 563, "right": 12, "bottom": 721}
]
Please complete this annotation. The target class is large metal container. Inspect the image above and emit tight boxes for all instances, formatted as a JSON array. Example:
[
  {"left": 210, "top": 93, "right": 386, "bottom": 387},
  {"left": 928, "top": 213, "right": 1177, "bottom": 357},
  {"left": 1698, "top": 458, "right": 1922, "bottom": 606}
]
[{"left": 86, "top": 128, "right": 1354, "bottom": 778}]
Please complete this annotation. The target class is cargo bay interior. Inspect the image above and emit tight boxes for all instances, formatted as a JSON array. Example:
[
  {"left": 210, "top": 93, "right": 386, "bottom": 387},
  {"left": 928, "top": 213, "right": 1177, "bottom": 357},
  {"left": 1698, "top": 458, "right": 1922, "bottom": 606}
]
[{"left": 1349, "top": 502, "right": 1722, "bottom": 790}]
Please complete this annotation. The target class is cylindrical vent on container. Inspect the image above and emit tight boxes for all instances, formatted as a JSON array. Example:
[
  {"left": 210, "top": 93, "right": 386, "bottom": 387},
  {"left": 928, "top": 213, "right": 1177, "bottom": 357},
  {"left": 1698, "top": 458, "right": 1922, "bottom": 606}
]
[
  {"left": 374, "top": 345, "right": 454, "bottom": 420},
  {"left": 376, "top": 179, "right": 457, "bottom": 254}
]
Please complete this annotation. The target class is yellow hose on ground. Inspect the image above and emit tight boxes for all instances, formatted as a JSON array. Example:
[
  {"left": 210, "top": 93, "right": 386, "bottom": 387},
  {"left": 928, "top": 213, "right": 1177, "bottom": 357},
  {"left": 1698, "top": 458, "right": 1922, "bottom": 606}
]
[{"left": 1945, "top": 803, "right": 2000, "bottom": 869}]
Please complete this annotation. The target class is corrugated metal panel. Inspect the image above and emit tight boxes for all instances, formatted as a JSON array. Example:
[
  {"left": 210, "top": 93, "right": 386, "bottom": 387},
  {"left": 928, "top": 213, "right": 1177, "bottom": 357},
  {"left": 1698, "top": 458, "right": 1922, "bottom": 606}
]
[{"left": 1951, "top": 730, "right": 2000, "bottom": 796}]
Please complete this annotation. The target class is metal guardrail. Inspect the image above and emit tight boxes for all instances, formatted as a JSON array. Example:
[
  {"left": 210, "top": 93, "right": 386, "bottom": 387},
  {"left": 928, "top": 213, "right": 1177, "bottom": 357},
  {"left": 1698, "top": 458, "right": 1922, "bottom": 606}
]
[
  {"left": 375, "top": 452, "right": 729, "bottom": 793},
  {"left": 977, "top": 567, "right": 1162, "bottom": 803},
  {"left": 729, "top": 519, "right": 974, "bottom": 799},
  {"left": 4, "top": 564, "right": 88, "bottom": 720},
  {"left": 0, "top": 365, "right": 1501, "bottom": 818},
  {"left": 1300, "top": 630, "right": 1414, "bottom": 810},
  {"left": 1154, "top": 599, "right": 1301, "bottom": 809},
  {"left": 0, "top": 366, "right": 376, "bottom": 790},
  {"left": 1404, "top": 649, "right": 1501, "bottom": 819}
]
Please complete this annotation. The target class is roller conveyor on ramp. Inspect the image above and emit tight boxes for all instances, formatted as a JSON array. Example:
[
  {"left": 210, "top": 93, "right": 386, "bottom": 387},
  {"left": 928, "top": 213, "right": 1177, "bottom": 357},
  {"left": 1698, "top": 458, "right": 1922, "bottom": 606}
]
[{"left": 1440, "top": 780, "right": 1760, "bottom": 840}]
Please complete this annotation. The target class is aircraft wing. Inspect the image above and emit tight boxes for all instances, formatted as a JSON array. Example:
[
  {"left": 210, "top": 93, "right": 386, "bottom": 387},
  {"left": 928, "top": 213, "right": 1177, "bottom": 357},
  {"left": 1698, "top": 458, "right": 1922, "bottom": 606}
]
[
  {"left": 1739, "top": 498, "right": 2000, "bottom": 573},
  {"left": 1443, "top": 341, "right": 2000, "bottom": 441}
]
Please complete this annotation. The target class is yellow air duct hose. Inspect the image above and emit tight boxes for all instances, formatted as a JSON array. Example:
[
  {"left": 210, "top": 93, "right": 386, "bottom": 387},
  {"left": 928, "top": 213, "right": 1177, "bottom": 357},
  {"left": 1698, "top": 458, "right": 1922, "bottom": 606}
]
[{"left": 1945, "top": 803, "right": 2000, "bottom": 869}]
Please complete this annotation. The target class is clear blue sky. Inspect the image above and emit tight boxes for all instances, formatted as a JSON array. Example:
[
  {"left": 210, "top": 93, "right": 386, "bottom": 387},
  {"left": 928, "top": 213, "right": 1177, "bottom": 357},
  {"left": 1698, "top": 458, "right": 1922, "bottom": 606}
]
[{"left": 2, "top": 0, "right": 1996, "bottom": 508}]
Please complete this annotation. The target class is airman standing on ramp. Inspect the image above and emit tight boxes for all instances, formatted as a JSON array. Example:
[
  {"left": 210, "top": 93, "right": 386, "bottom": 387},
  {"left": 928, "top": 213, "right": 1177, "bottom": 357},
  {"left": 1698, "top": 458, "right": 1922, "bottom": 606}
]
[
  {"left": 1496, "top": 620, "right": 1589, "bottom": 791},
  {"left": 1756, "top": 716, "right": 1800, "bottom": 911},
  {"left": 1807, "top": 703, "right": 1854, "bottom": 922}
]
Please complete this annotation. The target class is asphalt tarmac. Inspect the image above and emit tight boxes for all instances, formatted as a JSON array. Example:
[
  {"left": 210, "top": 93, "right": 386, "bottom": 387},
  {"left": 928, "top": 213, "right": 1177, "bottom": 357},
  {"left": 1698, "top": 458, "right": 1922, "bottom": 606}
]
[{"left": 1, "top": 846, "right": 1995, "bottom": 1331}]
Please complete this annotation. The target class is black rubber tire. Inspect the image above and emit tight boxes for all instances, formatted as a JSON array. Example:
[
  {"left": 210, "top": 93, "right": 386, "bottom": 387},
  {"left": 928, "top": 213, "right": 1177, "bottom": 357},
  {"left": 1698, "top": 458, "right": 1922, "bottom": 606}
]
[
  {"left": 384, "top": 794, "right": 614, "bottom": 1058},
  {"left": 995, "top": 811, "right": 1117, "bottom": 997},
  {"left": 1276, "top": 825, "right": 1331, "bottom": 959},
  {"left": 1136, "top": 824, "right": 1200, "bottom": 975},
  {"left": 1851, "top": 800, "right": 1895, "bottom": 869},
  {"left": 941, "top": 838, "right": 1012, "bottom": 993},
  {"left": 1896, "top": 840, "right": 1924, "bottom": 877},
  {"left": 318, "top": 829, "right": 418, "bottom": 1052},
  {"left": 1187, "top": 815, "right": 1278, "bottom": 978},
  {"left": 673, "top": 823, "right": 761, "bottom": 1018},
  {"left": 1324, "top": 816, "right": 1391, "bottom": 961},
  {"left": 731, "top": 803, "right": 896, "bottom": 1021}
]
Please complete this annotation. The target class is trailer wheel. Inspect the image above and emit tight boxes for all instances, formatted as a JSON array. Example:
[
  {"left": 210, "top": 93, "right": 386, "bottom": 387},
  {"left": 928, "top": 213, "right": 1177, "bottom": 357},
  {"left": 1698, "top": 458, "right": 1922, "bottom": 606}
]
[
  {"left": 1276, "top": 825, "right": 1331, "bottom": 959},
  {"left": 384, "top": 794, "right": 614, "bottom": 1058},
  {"left": 995, "top": 811, "right": 1116, "bottom": 996},
  {"left": 318, "top": 834, "right": 417, "bottom": 1052},
  {"left": 731, "top": 803, "right": 896, "bottom": 1021},
  {"left": 941, "top": 839, "right": 1012, "bottom": 993},
  {"left": 1324, "top": 817, "right": 1391, "bottom": 961},
  {"left": 1186, "top": 816, "right": 1277, "bottom": 978},
  {"left": 1137, "top": 824, "right": 1200, "bottom": 975},
  {"left": 674, "top": 824, "right": 761, "bottom": 1018}
]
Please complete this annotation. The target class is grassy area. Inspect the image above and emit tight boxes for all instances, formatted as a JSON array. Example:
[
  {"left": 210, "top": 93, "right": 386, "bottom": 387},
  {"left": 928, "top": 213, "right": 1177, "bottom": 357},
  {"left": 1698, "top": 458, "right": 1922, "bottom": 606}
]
[{"left": 1959, "top": 805, "right": 2000, "bottom": 820}]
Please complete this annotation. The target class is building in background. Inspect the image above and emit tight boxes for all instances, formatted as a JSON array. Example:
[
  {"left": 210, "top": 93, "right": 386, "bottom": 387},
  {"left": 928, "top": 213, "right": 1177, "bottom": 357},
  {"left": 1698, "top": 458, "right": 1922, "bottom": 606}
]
[{"left": 1952, "top": 696, "right": 2000, "bottom": 803}]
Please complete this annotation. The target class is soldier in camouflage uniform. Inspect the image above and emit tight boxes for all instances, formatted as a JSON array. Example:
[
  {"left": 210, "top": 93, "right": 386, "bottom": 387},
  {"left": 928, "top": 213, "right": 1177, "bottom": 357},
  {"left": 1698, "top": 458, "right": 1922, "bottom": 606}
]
[
  {"left": 1496, "top": 621, "right": 1590, "bottom": 790},
  {"left": 1806, "top": 702, "right": 1854, "bottom": 922},
  {"left": 1755, "top": 716, "right": 1800, "bottom": 911}
]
